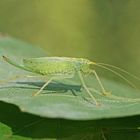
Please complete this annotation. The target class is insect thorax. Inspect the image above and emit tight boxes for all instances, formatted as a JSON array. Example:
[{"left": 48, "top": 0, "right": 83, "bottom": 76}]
[{"left": 74, "top": 58, "right": 92, "bottom": 74}]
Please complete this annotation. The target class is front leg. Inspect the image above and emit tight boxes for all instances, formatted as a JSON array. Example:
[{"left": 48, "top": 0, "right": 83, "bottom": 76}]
[
  {"left": 77, "top": 71, "right": 99, "bottom": 106},
  {"left": 92, "top": 70, "right": 111, "bottom": 96}
]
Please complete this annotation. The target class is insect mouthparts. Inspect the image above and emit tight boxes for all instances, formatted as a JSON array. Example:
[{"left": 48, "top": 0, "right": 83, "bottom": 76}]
[{"left": 2, "top": 56, "right": 8, "bottom": 61}]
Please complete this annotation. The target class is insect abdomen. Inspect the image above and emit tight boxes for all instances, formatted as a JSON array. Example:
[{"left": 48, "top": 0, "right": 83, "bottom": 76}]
[
  {"left": 23, "top": 59, "right": 75, "bottom": 75},
  {"left": 40, "top": 63, "right": 75, "bottom": 75}
]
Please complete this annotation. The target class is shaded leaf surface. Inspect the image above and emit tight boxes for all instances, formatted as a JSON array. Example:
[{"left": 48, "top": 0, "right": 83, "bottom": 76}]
[{"left": 0, "top": 101, "right": 140, "bottom": 140}]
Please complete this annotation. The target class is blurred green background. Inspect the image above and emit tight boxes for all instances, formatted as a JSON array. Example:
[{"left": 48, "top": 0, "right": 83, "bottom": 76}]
[{"left": 0, "top": 0, "right": 140, "bottom": 85}]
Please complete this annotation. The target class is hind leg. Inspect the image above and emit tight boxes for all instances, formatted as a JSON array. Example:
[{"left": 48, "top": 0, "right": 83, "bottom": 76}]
[{"left": 33, "top": 77, "right": 53, "bottom": 96}]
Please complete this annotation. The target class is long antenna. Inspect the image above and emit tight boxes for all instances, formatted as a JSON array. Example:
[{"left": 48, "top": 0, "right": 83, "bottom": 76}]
[
  {"left": 91, "top": 62, "right": 137, "bottom": 89},
  {"left": 98, "top": 63, "right": 140, "bottom": 81}
]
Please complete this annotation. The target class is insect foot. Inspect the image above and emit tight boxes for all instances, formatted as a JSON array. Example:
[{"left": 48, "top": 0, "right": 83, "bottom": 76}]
[
  {"left": 32, "top": 93, "right": 37, "bottom": 96},
  {"left": 96, "top": 102, "right": 101, "bottom": 107},
  {"left": 103, "top": 91, "right": 112, "bottom": 96},
  {"left": 32, "top": 92, "right": 40, "bottom": 97}
]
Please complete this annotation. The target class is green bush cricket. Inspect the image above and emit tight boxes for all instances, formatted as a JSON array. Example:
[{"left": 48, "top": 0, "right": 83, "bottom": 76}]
[{"left": 2, "top": 56, "right": 139, "bottom": 106}]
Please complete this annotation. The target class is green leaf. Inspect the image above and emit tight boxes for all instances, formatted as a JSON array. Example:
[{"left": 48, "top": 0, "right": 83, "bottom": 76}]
[
  {"left": 0, "top": 36, "right": 140, "bottom": 121},
  {"left": 0, "top": 101, "right": 139, "bottom": 140}
]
